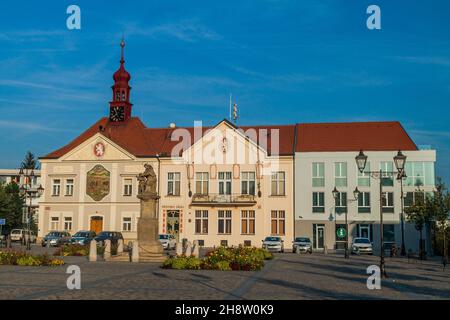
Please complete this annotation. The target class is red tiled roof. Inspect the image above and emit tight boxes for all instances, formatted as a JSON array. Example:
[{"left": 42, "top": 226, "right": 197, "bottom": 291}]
[
  {"left": 41, "top": 117, "right": 297, "bottom": 159},
  {"left": 295, "top": 121, "right": 418, "bottom": 152}
]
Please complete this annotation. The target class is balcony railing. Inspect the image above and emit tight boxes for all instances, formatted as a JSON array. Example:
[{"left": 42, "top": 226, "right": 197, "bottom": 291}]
[{"left": 191, "top": 193, "right": 257, "bottom": 206}]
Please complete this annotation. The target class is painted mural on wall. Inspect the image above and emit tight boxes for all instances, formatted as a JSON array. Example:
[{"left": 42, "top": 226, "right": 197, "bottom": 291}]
[{"left": 86, "top": 165, "right": 110, "bottom": 201}]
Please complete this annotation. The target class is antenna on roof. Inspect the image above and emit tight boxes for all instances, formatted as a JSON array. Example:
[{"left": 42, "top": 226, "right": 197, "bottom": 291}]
[
  {"left": 229, "top": 93, "right": 232, "bottom": 121},
  {"left": 233, "top": 98, "right": 238, "bottom": 124}
]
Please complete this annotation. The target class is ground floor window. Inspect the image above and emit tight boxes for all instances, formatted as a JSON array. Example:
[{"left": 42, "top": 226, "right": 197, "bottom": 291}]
[
  {"left": 50, "top": 216, "right": 59, "bottom": 230},
  {"left": 357, "top": 224, "right": 373, "bottom": 242},
  {"left": 195, "top": 210, "right": 208, "bottom": 234},
  {"left": 122, "top": 217, "right": 132, "bottom": 232},
  {"left": 241, "top": 210, "right": 255, "bottom": 234},
  {"left": 218, "top": 210, "right": 232, "bottom": 234},
  {"left": 63, "top": 217, "right": 72, "bottom": 231},
  {"left": 383, "top": 224, "right": 395, "bottom": 242},
  {"left": 271, "top": 210, "right": 285, "bottom": 235}
]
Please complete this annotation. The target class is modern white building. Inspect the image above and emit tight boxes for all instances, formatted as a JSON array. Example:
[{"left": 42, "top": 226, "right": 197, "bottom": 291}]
[{"left": 294, "top": 122, "right": 436, "bottom": 253}]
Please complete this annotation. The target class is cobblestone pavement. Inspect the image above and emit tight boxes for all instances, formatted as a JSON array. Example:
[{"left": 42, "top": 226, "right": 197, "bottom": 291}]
[{"left": 0, "top": 247, "right": 449, "bottom": 300}]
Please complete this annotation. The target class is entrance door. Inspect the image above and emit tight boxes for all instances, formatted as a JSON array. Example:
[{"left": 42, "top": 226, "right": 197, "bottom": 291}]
[
  {"left": 313, "top": 224, "right": 325, "bottom": 250},
  {"left": 166, "top": 210, "right": 180, "bottom": 241},
  {"left": 90, "top": 216, "right": 103, "bottom": 234}
]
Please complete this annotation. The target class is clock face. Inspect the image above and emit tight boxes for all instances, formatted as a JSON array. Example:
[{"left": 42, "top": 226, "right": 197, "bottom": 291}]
[{"left": 110, "top": 106, "right": 125, "bottom": 122}]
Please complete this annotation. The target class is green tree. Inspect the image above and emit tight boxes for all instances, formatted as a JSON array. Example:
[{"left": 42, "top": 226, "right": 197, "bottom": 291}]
[
  {"left": 429, "top": 178, "right": 450, "bottom": 261},
  {"left": 0, "top": 182, "right": 25, "bottom": 233},
  {"left": 21, "top": 151, "right": 39, "bottom": 169}
]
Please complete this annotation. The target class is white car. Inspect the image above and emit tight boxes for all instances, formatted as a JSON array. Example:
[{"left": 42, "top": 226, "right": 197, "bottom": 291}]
[
  {"left": 158, "top": 234, "right": 176, "bottom": 250},
  {"left": 351, "top": 237, "right": 373, "bottom": 255},
  {"left": 262, "top": 236, "right": 284, "bottom": 253},
  {"left": 292, "top": 237, "right": 312, "bottom": 253},
  {"left": 10, "top": 229, "right": 37, "bottom": 243}
]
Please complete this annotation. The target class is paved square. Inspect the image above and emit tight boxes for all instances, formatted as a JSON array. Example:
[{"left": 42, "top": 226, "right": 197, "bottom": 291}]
[{"left": 1, "top": 246, "right": 449, "bottom": 300}]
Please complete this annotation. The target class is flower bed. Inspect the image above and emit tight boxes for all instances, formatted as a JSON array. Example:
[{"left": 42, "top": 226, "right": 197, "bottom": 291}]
[
  {"left": 0, "top": 250, "right": 65, "bottom": 266},
  {"left": 162, "top": 246, "right": 273, "bottom": 271},
  {"left": 53, "top": 244, "right": 89, "bottom": 257}
]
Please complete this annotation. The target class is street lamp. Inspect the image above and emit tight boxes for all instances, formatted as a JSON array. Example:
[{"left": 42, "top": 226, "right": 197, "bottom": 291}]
[
  {"left": 332, "top": 186, "right": 359, "bottom": 259},
  {"left": 18, "top": 167, "right": 44, "bottom": 250},
  {"left": 355, "top": 150, "right": 406, "bottom": 278},
  {"left": 397, "top": 170, "right": 407, "bottom": 256}
]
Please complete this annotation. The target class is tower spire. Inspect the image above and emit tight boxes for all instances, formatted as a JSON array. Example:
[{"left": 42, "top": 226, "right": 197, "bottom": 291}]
[{"left": 120, "top": 36, "right": 125, "bottom": 64}]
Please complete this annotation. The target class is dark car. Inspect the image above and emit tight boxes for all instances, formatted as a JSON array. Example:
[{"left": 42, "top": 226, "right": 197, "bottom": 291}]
[
  {"left": 70, "top": 230, "right": 96, "bottom": 246},
  {"left": 42, "top": 231, "right": 71, "bottom": 247},
  {"left": 94, "top": 231, "right": 124, "bottom": 246}
]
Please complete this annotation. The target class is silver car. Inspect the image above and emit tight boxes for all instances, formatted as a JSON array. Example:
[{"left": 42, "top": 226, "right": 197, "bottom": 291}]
[
  {"left": 292, "top": 237, "right": 312, "bottom": 253},
  {"left": 262, "top": 236, "right": 284, "bottom": 253},
  {"left": 158, "top": 234, "right": 176, "bottom": 250},
  {"left": 351, "top": 237, "right": 373, "bottom": 255}
]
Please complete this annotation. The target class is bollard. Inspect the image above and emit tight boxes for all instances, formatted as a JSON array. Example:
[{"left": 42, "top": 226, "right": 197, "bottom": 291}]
[
  {"left": 175, "top": 242, "right": 183, "bottom": 256},
  {"left": 131, "top": 241, "right": 139, "bottom": 263},
  {"left": 104, "top": 240, "right": 111, "bottom": 260},
  {"left": 185, "top": 241, "right": 192, "bottom": 256},
  {"left": 117, "top": 239, "right": 124, "bottom": 254},
  {"left": 192, "top": 243, "right": 199, "bottom": 258},
  {"left": 324, "top": 245, "right": 328, "bottom": 255},
  {"left": 89, "top": 239, "right": 97, "bottom": 262}
]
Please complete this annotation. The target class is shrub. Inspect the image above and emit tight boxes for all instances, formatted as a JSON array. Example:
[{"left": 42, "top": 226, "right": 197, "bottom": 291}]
[
  {"left": 54, "top": 245, "right": 89, "bottom": 257},
  {"left": 0, "top": 250, "right": 65, "bottom": 267}
]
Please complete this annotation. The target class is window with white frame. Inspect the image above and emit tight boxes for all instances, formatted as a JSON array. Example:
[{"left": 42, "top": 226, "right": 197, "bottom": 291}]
[
  {"left": 404, "top": 162, "right": 435, "bottom": 187},
  {"left": 195, "top": 210, "right": 208, "bottom": 234},
  {"left": 271, "top": 210, "right": 285, "bottom": 235},
  {"left": 241, "top": 172, "right": 256, "bottom": 195},
  {"left": 218, "top": 172, "right": 232, "bottom": 195},
  {"left": 123, "top": 178, "right": 133, "bottom": 196},
  {"left": 358, "top": 192, "right": 371, "bottom": 213},
  {"left": 122, "top": 217, "right": 132, "bottom": 231},
  {"left": 312, "top": 162, "right": 325, "bottom": 187},
  {"left": 52, "top": 179, "right": 61, "bottom": 196},
  {"left": 241, "top": 210, "right": 255, "bottom": 234},
  {"left": 195, "top": 172, "right": 209, "bottom": 195},
  {"left": 381, "top": 162, "right": 394, "bottom": 186},
  {"left": 218, "top": 210, "right": 232, "bottom": 234},
  {"left": 335, "top": 192, "right": 347, "bottom": 214},
  {"left": 63, "top": 217, "right": 72, "bottom": 230},
  {"left": 334, "top": 162, "right": 347, "bottom": 187},
  {"left": 167, "top": 172, "right": 181, "bottom": 196},
  {"left": 382, "top": 192, "right": 394, "bottom": 213},
  {"left": 357, "top": 162, "right": 370, "bottom": 187},
  {"left": 312, "top": 192, "right": 325, "bottom": 213},
  {"left": 271, "top": 171, "right": 285, "bottom": 196},
  {"left": 50, "top": 216, "right": 59, "bottom": 230},
  {"left": 65, "top": 179, "right": 74, "bottom": 196}
]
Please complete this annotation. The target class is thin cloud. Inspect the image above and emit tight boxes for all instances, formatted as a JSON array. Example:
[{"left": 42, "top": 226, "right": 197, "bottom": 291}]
[
  {"left": 0, "top": 120, "right": 69, "bottom": 133},
  {"left": 397, "top": 56, "right": 450, "bottom": 67}
]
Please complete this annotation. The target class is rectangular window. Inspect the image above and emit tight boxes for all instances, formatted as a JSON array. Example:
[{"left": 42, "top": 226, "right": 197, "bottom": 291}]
[
  {"left": 122, "top": 217, "right": 132, "bottom": 232},
  {"left": 195, "top": 172, "right": 209, "bottom": 195},
  {"left": 358, "top": 192, "right": 371, "bottom": 213},
  {"left": 312, "top": 192, "right": 325, "bottom": 213},
  {"left": 167, "top": 172, "right": 181, "bottom": 196},
  {"left": 404, "top": 191, "right": 414, "bottom": 207},
  {"left": 65, "top": 179, "right": 74, "bottom": 196},
  {"left": 271, "top": 171, "right": 285, "bottom": 196},
  {"left": 383, "top": 224, "right": 395, "bottom": 242},
  {"left": 241, "top": 172, "right": 256, "bottom": 195},
  {"left": 241, "top": 210, "right": 255, "bottom": 234},
  {"left": 358, "top": 162, "right": 370, "bottom": 187},
  {"left": 334, "top": 162, "right": 347, "bottom": 187},
  {"left": 405, "top": 162, "right": 435, "bottom": 187},
  {"left": 335, "top": 192, "right": 347, "bottom": 214},
  {"left": 63, "top": 217, "right": 72, "bottom": 231},
  {"left": 271, "top": 210, "right": 285, "bottom": 235},
  {"left": 123, "top": 178, "right": 133, "bottom": 196},
  {"left": 312, "top": 162, "right": 325, "bottom": 187},
  {"left": 52, "top": 179, "right": 61, "bottom": 196},
  {"left": 50, "top": 217, "right": 59, "bottom": 230},
  {"left": 381, "top": 162, "right": 394, "bottom": 186},
  {"left": 382, "top": 192, "right": 394, "bottom": 213},
  {"left": 195, "top": 210, "right": 208, "bottom": 234},
  {"left": 218, "top": 210, "right": 232, "bottom": 234},
  {"left": 218, "top": 172, "right": 232, "bottom": 195}
]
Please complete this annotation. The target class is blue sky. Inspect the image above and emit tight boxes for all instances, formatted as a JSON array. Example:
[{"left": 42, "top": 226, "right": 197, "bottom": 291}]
[{"left": 0, "top": 0, "right": 449, "bottom": 182}]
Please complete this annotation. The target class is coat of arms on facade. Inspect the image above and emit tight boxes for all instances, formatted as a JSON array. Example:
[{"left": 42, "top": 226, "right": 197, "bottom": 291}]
[{"left": 86, "top": 165, "right": 110, "bottom": 201}]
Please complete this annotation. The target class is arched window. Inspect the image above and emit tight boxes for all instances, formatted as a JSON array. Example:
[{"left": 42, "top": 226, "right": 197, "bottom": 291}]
[
  {"left": 115, "top": 91, "right": 120, "bottom": 101},
  {"left": 122, "top": 91, "right": 126, "bottom": 101}
]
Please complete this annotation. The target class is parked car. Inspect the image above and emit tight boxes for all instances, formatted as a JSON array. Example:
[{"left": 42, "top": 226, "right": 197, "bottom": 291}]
[
  {"left": 159, "top": 234, "right": 176, "bottom": 250},
  {"left": 351, "top": 237, "right": 373, "bottom": 255},
  {"left": 94, "top": 231, "right": 124, "bottom": 246},
  {"left": 69, "top": 230, "right": 96, "bottom": 246},
  {"left": 262, "top": 236, "right": 284, "bottom": 253},
  {"left": 10, "top": 229, "right": 37, "bottom": 243},
  {"left": 292, "top": 237, "right": 312, "bottom": 253},
  {"left": 42, "top": 231, "right": 71, "bottom": 247}
]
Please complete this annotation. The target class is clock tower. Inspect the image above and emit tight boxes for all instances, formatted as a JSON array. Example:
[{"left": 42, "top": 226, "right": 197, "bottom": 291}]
[{"left": 109, "top": 38, "right": 132, "bottom": 123}]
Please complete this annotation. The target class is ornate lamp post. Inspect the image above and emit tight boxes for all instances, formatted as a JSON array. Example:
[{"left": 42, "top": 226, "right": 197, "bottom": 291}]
[
  {"left": 397, "top": 170, "right": 407, "bottom": 256},
  {"left": 355, "top": 150, "right": 406, "bottom": 278},
  {"left": 332, "top": 186, "right": 359, "bottom": 259},
  {"left": 18, "top": 167, "right": 44, "bottom": 250}
]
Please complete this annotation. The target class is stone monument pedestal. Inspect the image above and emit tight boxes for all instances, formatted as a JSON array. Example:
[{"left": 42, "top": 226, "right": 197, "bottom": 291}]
[{"left": 136, "top": 217, "right": 166, "bottom": 262}]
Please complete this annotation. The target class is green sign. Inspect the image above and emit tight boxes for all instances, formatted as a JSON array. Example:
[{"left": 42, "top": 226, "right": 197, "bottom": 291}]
[{"left": 336, "top": 227, "right": 347, "bottom": 238}]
